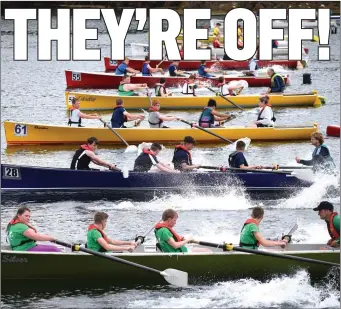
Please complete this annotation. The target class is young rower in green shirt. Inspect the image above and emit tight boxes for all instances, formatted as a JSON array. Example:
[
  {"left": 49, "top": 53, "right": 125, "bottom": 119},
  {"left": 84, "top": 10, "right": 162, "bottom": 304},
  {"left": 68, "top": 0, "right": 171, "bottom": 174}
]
[
  {"left": 87, "top": 212, "right": 137, "bottom": 252},
  {"left": 240, "top": 206, "right": 288, "bottom": 249},
  {"left": 154, "top": 209, "right": 211, "bottom": 253}
]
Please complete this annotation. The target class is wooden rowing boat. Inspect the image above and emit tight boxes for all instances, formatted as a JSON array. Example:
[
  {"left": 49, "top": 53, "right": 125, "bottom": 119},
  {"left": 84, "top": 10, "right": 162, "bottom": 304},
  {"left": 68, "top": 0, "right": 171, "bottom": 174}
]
[
  {"left": 65, "top": 70, "right": 289, "bottom": 89},
  {"left": 2, "top": 244, "right": 338, "bottom": 284},
  {"left": 65, "top": 91, "right": 325, "bottom": 111},
  {"left": 104, "top": 57, "right": 303, "bottom": 71},
  {"left": 4, "top": 121, "right": 318, "bottom": 145},
  {"left": 1, "top": 164, "right": 313, "bottom": 201}
]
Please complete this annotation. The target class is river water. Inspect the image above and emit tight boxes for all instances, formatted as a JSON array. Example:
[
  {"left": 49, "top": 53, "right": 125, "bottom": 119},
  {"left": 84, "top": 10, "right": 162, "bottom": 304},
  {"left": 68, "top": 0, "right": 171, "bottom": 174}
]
[{"left": 1, "top": 16, "right": 340, "bottom": 308}]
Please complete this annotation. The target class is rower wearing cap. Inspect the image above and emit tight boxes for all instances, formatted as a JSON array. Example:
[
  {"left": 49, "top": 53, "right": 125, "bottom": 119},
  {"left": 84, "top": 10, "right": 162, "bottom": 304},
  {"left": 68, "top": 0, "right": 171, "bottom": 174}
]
[
  {"left": 254, "top": 95, "right": 276, "bottom": 128},
  {"left": 228, "top": 141, "right": 263, "bottom": 170},
  {"left": 172, "top": 136, "right": 201, "bottom": 172},
  {"left": 266, "top": 68, "right": 286, "bottom": 93},
  {"left": 134, "top": 143, "right": 177, "bottom": 173},
  {"left": 155, "top": 78, "right": 172, "bottom": 97},
  {"left": 198, "top": 61, "right": 217, "bottom": 78},
  {"left": 198, "top": 99, "right": 232, "bottom": 128},
  {"left": 70, "top": 137, "right": 119, "bottom": 171},
  {"left": 168, "top": 61, "right": 185, "bottom": 77},
  {"left": 118, "top": 75, "right": 149, "bottom": 97},
  {"left": 313, "top": 201, "right": 340, "bottom": 248},
  {"left": 155, "top": 209, "right": 211, "bottom": 253},
  {"left": 142, "top": 55, "right": 165, "bottom": 76},
  {"left": 68, "top": 97, "right": 101, "bottom": 127},
  {"left": 87, "top": 212, "right": 136, "bottom": 252},
  {"left": 115, "top": 57, "right": 140, "bottom": 75},
  {"left": 148, "top": 99, "right": 180, "bottom": 128},
  {"left": 111, "top": 98, "right": 145, "bottom": 128},
  {"left": 240, "top": 206, "right": 288, "bottom": 249},
  {"left": 296, "top": 132, "right": 335, "bottom": 172}
]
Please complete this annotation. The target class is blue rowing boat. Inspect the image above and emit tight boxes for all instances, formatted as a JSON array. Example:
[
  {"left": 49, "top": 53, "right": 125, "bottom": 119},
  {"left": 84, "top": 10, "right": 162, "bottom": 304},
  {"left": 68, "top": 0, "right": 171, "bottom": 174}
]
[{"left": 1, "top": 164, "right": 312, "bottom": 202}]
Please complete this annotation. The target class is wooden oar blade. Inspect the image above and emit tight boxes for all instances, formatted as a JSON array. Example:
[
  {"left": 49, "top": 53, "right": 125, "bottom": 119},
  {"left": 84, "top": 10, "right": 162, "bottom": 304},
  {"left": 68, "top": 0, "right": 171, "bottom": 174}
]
[
  {"left": 292, "top": 169, "right": 314, "bottom": 182},
  {"left": 161, "top": 268, "right": 188, "bottom": 287}
]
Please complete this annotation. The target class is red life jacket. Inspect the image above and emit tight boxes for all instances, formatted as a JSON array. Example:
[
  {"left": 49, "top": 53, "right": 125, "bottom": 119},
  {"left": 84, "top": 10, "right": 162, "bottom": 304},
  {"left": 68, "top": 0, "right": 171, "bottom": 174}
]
[
  {"left": 142, "top": 148, "right": 156, "bottom": 156},
  {"left": 149, "top": 106, "right": 159, "bottom": 112},
  {"left": 175, "top": 145, "right": 192, "bottom": 162},
  {"left": 88, "top": 224, "right": 108, "bottom": 242},
  {"left": 80, "top": 144, "right": 93, "bottom": 151},
  {"left": 239, "top": 218, "right": 260, "bottom": 248},
  {"left": 8, "top": 218, "right": 37, "bottom": 233},
  {"left": 327, "top": 212, "right": 340, "bottom": 240},
  {"left": 213, "top": 40, "right": 221, "bottom": 48},
  {"left": 155, "top": 222, "right": 183, "bottom": 242}
]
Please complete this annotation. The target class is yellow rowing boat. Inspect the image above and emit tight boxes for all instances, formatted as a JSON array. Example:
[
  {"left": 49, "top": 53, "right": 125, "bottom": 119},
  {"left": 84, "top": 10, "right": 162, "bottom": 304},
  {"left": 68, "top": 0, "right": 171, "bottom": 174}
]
[
  {"left": 65, "top": 91, "right": 325, "bottom": 111},
  {"left": 4, "top": 121, "right": 318, "bottom": 146}
]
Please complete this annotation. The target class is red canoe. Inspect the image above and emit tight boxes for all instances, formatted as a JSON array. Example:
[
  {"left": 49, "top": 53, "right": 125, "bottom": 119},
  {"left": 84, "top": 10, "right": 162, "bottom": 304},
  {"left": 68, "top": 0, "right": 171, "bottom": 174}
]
[
  {"left": 326, "top": 125, "right": 340, "bottom": 137},
  {"left": 104, "top": 57, "right": 300, "bottom": 72},
  {"left": 65, "top": 70, "right": 288, "bottom": 89}
]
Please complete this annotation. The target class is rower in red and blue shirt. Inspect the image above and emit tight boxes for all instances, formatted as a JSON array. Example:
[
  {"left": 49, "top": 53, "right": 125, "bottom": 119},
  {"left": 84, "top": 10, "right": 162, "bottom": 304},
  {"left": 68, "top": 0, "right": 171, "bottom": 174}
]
[
  {"left": 142, "top": 56, "right": 164, "bottom": 76},
  {"left": 115, "top": 57, "right": 140, "bottom": 76}
]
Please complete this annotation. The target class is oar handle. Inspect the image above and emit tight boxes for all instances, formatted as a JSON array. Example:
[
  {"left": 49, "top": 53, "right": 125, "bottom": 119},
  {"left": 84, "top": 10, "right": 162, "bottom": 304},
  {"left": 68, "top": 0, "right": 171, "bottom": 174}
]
[
  {"left": 180, "top": 119, "right": 233, "bottom": 144},
  {"left": 99, "top": 119, "right": 130, "bottom": 147},
  {"left": 54, "top": 240, "right": 162, "bottom": 275},
  {"left": 206, "top": 86, "right": 244, "bottom": 111}
]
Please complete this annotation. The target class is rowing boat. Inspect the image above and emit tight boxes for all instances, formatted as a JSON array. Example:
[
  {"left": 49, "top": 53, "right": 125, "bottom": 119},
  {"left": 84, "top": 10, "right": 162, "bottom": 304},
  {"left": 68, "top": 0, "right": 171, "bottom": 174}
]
[
  {"left": 104, "top": 57, "right": 303, "bottom": 71},
  {"left": 3, "top": 121, "right": 318, "bottom": 145},
  {"left": 65, "top": 91, "right": 325, "bottom": 111},
  {"left": 65, "top": 70, "right": 289, "bottom": 89},
  {"left": 1, "top": 244, "right": 338, "bottom": 285}
]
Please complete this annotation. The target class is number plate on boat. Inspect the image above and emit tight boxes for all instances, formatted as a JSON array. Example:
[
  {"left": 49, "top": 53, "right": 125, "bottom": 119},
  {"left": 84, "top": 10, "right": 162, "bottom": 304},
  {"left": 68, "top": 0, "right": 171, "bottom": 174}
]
[
  {"left": 3, "top": 167, "right": 21, "bottom": 179},
  {"left": 71, "top": 72, "right": 81, "bottom": 81},
  {"left": 110, "top": 60, "right": 117, "bottom": 65},
  {"left": 68, "top": 95, "right": 75, "bottom": 105},
  {"left": 14, "top": 124, "right": 27, "bottom": 136}
]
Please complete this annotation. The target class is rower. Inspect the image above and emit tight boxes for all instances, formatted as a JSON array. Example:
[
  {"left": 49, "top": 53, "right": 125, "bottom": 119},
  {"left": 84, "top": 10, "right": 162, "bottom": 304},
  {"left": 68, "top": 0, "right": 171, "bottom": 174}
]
[
  {"left": 296, "top": 132, "right": 335, "bottom": 172},
  {"left": 212, "top": 35, "right": 223, "bottom": 48},
  {"left": 213, "top": 22, "right": 222, "bottom": 38},
  {"left": 148, "top": 99, "right": 180, "bottom": 128},
  {"left": 248, "top": 48, "right": 259, "bottom": 76},
  {"left": 239, "top": 206, "right": 288, "bottom": 249},
  {"left": 87, "top": 212, "right": 137, "bottom": 252},
  {"left": 228, "top": 141, "right": 263, "bottom": 170},
  {"left": 7, "top": 207, "right": 61, "bottom": 252},
  {"left": 118, "top": 75, "right": 149, "bottom": 96},
  {"left": 217, "top": 76, "right": 245, "bottom": 96},
  {"left": 198, "top": 99, "right": 231, "bottom": 128},
  {"left": 182, "top": 74, "right": 204, "bottom": 96},
  {"left": 68, "top": 97, "right": 101, "bottom": 127},
  {"left": 142, "top": 55, "right": 165, "bottom": 76},
  {"left": 115, "top": 57, "right": 140, "bottom": 75},
  {"left": 70, "top": 137, "right": 119, "bottom": 171},
  {"left": 172, "top": 136, "right": 201, "bottom": 172},
  {"left": 155, "top": 209, "right": 211, "bottom": 253},
  {"left": 198, "top": 60, "right": 216, "bottom": 78},
  {"left": 155, "top": 78, "right": 172, "bottom": 97},
  {"left": 133, "top": 143, "right": 177, "bottom": 173},
  {"left": 266, "top": 68, "right": 286, "bottom": 93},
  {"left": 313, "top": 201, "right": 340, "bottom": 248},
  {"left": 254, "top": 95, "right": 276, "bottom": 127},
  {"left": 168, "top": 61, "right": 184, "bottom": 77},
  {"left": 111, "top": 98, "right": 145, "bottom": 128},
  {"left": 237, "top": 25, "right": 243, "bottom": 48}
]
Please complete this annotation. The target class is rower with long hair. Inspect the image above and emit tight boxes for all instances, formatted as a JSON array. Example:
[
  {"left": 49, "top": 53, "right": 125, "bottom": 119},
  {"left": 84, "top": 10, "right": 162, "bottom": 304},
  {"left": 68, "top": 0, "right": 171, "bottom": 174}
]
[{"left": 254, "top": 95, "right": 276, "bottom": 128}]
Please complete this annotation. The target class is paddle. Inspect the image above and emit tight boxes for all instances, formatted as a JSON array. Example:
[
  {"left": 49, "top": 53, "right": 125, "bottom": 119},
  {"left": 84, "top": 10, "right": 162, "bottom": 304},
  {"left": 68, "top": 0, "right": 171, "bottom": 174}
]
[
  {"left": 135, "top": 219, "right": 161, "bottom": 245},
  {"left": 268, "top": 165, "right": 313, "bottom": 170},
  {"left": 196, "top": 241, "right": 339, "bottom": 267},
  {"left": 281, "top": 220, "right": 299, "bottom": 243},
  {"left": 156, "top": 57, "right": 167, "bottom": 68},
  {"left": 206, "top": 86, "right": 244, "bottom": 112},
  {"left": 54, "top": 240, "right": 188, "bottom": 287},
  {"left": 99, "top": 119, "right": 137, "bottom": 153}
]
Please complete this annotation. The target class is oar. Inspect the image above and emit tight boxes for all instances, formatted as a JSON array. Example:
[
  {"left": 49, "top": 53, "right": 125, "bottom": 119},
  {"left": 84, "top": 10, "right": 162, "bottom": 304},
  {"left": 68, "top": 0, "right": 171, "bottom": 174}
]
[
  {"left": 196, "top": 241, "right": 339, "bottom": 267},
  {"left": 99, "top": 119, "right": 137, "bottom": 153},
  {"left": 206, "top": 86, "right": 244, "bottom": 112},
  {"left": 54, "top": 240, "right": 188, "bottom": 287},
  {"left": 281, "top": 220, "right": 299, "bottom": 243},
  {"left": 156, "top": 57, "right": 167, "bottom": 68},
  {"left": 266, "top": 165, "right": 313, "bottom": 170},
  {"left": 135, "top": 219, "right": 161, "bottom": 245}
]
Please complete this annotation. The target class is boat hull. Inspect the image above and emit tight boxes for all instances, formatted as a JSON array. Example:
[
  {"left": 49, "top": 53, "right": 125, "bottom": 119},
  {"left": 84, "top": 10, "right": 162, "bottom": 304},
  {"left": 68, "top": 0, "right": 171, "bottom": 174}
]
[
  {"left": 65, "top": 70, "right": 288, "bottom": 89},
  {"left": 3, "top": 121, "right": 318, "bottom": 145},
  {"left": 1, "top": 244, "right": 339, "bottom": 286},
  {"left": 65, "top": 91, "right": 324, "bottom": 111},
  {"left": 104, "top": 57, "right": 301, "bottom": 71}
]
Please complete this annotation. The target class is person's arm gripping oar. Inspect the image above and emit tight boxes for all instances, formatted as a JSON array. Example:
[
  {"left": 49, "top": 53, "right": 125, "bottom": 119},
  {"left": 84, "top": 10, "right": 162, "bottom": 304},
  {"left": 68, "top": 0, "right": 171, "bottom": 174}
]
[
  {"left": 196, "top": 241, "right": 340, "bottom": 267},
  {"left": 54, "top": 240, "right": 188, "bottom": 287},
  {"left": 206, "top": 86, "right": 244, "bottom": 112}
]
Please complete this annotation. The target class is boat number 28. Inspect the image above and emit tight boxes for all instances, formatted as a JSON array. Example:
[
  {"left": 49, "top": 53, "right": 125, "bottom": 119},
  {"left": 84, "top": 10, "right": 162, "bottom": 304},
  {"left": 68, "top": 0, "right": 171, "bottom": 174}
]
[
  {"left": 71, "top": 72, "right": 81, "bottom": 81},
  {"left": 4, "top": 167, "right": 20, "bottom": 179},
  {"left": 14, "top": 124, "right": 27, "bottom": 136}
]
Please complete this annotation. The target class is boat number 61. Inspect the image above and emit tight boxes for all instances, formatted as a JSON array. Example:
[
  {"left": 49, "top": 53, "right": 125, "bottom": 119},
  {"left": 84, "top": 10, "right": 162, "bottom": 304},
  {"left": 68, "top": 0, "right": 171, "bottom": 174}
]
[{"left": 14, "top": 124, "right": 27, "bottom": 136}]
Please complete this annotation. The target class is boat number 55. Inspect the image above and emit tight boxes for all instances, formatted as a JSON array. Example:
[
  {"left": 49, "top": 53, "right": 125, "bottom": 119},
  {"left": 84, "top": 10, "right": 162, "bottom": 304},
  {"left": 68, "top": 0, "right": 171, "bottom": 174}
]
[
  {"left": 3, "top": 167, "right": 21, "bottom": 179},
  {"left": 14, "top": 124, "right": 27, "bottom": 136},
  {"left": 71, "top": 72, "right": 81, "bottom": 81}
]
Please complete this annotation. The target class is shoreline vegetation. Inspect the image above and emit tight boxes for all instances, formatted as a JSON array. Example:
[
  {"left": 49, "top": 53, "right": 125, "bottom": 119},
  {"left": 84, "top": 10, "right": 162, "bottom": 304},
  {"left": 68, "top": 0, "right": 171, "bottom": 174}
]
[{"left": 1, "top": 1, "right": 340, "bottom": 16}]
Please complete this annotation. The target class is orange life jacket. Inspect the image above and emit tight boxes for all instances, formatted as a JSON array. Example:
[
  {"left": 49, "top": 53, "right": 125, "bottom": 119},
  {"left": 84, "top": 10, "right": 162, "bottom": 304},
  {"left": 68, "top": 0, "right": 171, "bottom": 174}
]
[
  {"left": 154, "top": 222, "right": 183, "bottom": 242},
  {"left": 174, "top": 145, "right": 192, "bottom": 162},
  {"left": 88, "top": 224, "right": 108, "bottom": 242},
  {"left": 80, "top": 144, "right": 93, "bottom": 151},
  {"left": 8, "top": 218, "right": 37, "bottom": 233},
  {"left": 239, "top": 218, "right": 260, "bottom": 247},
  {"left": 327, "top": 212, "right": 340, "bottom": 240},
  {"left": 142, "top": 148, "right": 156, "bottom": 156},
  {"left": 149, "top": 106, "right": 159, "bottom": 112}
]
